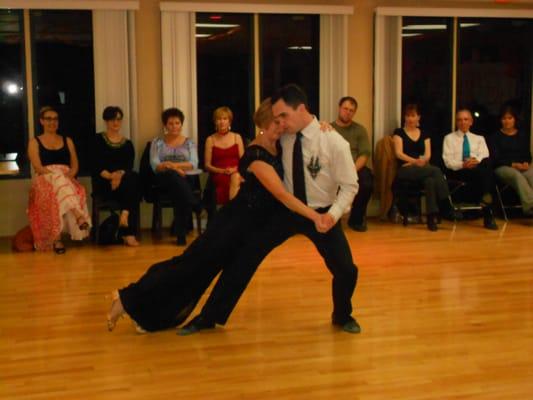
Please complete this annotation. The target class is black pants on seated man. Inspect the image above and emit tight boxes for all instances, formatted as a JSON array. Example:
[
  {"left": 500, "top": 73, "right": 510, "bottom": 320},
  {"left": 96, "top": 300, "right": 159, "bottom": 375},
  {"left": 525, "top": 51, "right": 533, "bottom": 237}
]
[
  {"left": 445, "top": 158, "right": 497, "bottom": 229},
  {"left": 348, "top": 166, "right": 373, "bottom": 230},
  {"left": 445, "top": 158, "right": 495, "bottom": 204},
  {"left": 196, "top": 206, "right": 358, "bottom": 328}
]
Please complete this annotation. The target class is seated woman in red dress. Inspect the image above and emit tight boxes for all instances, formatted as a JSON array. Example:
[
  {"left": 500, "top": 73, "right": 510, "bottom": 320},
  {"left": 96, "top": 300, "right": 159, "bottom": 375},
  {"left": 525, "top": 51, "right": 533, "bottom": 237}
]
[{"left": 204, "top": 106, "right": 245, "bottom": 208}]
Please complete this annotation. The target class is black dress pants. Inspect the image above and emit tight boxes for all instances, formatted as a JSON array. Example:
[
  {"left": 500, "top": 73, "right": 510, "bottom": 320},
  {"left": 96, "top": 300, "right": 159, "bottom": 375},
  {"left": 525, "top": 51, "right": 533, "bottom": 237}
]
[
  {"left": 349, "top": 166, "right": 374, "bottom": 225},
  {"left": 445, "top": 158, "right": 495, "bottom": 204},
  {"left": 395, "top": 164, "right": 449, "bottom": 215},
  {"left": 94, "top": 171, "right": 141, "bottom": 236},
  {"left": 155, "top": 170, "right": 199, "bottom": 237},
  {"left": 199, "top": 207, "right": 358, "bottom": 326}
]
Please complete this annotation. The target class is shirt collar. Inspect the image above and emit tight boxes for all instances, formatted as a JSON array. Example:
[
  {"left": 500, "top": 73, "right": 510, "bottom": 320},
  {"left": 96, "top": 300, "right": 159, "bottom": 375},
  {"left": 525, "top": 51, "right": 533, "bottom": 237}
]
[
  {"left": 454, "top": 129, "right": 470, "bottom": 137},
  {"left": 301, "top": 116, "right": 320, "bottom": 139}
]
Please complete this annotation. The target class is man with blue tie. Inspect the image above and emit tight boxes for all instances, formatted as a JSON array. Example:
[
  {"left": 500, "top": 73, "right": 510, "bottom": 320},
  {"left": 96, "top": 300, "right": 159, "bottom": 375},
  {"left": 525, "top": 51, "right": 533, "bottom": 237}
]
[
  {"left": 442, "top": 109, "right": 498, "bottom": 230},
  {"left": 180, "top": 84, "right": 361, "bottom": 335}
]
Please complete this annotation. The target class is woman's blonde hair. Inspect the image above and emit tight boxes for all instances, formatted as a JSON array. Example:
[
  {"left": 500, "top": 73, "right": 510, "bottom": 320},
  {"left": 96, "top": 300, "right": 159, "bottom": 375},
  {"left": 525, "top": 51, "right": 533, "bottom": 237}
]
[
  {"left": 39, "top": 105, "right": 58, "bottom": 119},
  {"left": 213, "top": 106, "right": 233, "bottom": 124},
  {"left": 253, "top": 98, "right": 274, "bottom": 129}
]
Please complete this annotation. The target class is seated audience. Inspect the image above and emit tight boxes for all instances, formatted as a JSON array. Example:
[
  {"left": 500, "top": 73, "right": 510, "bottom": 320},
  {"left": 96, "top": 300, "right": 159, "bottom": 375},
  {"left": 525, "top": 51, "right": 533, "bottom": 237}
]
[
  {"left": 331, "top": 96, "right": 373, "bottom": 232},
  {"left": 442, "top": 109, "right": 498, "bottom": 230},
  {"left": 91, "top": 106, "right": 141, "bottom": 246},
  {"left": 27, "top": 106, "right": 91, "bottom": 253},
  {"left": 489, "top": 106, "right": 533, "bottom": 216},
  {"left": 150, "top": 107, "right": 201, "bottom": 245},
  {"left": 393, "top": 104, "right": 454, "bottom": 231},
  {"left": 204, "top": 106, "right": 244, "bottom": 210}
]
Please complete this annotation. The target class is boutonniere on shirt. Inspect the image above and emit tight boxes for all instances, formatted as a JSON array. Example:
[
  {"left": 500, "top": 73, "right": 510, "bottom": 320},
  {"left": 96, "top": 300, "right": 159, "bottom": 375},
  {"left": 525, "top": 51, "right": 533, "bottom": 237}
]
[{"left": 307, "top": 156, "right": 321, "bottom": 179}]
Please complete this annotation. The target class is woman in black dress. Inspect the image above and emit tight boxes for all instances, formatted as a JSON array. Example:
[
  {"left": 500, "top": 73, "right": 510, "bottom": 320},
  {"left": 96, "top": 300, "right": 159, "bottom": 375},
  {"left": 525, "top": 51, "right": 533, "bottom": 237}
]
[
  {"left": 92, "top": 106, "right": 141, "bottom": 246},
  {"left": 106, "top": 98, "right": 324, "bottom": 333}
]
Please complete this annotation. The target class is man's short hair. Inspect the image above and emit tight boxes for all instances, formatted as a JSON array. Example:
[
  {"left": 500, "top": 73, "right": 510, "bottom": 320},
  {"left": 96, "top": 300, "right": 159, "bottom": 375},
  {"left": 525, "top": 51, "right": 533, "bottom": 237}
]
[
  {"left": 271, "top": 84, "right": 308, "bottom": 110},
  {"left": 456, "top": 108, "right": 472, "bottom": 118},
  {"left": 338, "top": 96, "right": 358, "bottom": 108}
]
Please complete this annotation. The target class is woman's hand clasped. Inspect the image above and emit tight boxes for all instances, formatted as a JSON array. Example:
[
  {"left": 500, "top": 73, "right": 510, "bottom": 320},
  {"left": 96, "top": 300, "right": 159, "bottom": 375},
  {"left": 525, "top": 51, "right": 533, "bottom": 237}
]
[{"left": 110, "top": 170, "right": 124, "bottom": 190}]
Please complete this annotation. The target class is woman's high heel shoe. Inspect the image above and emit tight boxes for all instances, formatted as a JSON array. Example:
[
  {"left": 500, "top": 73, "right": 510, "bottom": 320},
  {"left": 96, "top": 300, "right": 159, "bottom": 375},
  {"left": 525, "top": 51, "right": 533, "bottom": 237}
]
[
  {"left": 53, "top": 240, "right": 66, "bottom": 254},
  {"left": 107, "top": 291, "right": 124, "bottom": 332},
  {"left": 76, "top": 216, "right": 89, "bottom": 231}
]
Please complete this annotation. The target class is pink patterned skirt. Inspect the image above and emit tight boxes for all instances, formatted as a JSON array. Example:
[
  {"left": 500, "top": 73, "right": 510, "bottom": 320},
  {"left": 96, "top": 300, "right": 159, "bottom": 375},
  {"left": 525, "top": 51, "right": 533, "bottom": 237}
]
[{"left": 27, "top": 164, "right": 91, "bottom": 251}]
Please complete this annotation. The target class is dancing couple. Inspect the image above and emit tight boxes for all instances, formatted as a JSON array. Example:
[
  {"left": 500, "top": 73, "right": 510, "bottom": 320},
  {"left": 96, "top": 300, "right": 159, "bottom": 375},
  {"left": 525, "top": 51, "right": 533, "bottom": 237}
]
[{"left": 107, "top": 84, "right": 362, "bottom": 335}]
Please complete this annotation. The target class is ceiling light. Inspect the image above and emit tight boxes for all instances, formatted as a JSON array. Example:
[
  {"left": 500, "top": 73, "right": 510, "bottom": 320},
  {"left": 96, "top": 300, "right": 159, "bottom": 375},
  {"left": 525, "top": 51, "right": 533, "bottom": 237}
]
[
  {"left": 287, "top": 46, "right": 312, "bottom": 50},
  {"left": 403, "top": 24, "right": 447, "bottom": 31},
  {"left": 195, "top": 23, "right": 239, "bottom": 29}
]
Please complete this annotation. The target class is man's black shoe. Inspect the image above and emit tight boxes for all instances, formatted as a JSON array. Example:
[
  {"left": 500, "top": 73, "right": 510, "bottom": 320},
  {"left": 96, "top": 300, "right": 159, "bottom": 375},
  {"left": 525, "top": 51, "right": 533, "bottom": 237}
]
[
  {"left": 176, "top": 234, "right": 187, "bottom": 246},
  {"left": 348, "top": 219, "right": 367, "bottom": 232},
  {"left": 483, "top": 208, "right": 498, "bottom": 230},
  {"left": 333, "top": 318, "right": 361, "bottom": 334},
  {"left": 177, "top": 315, "right": 215, "bottom": 336}
]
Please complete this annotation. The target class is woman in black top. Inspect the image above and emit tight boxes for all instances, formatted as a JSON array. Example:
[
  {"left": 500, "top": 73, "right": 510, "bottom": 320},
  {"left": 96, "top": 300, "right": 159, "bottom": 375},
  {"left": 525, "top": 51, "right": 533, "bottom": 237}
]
[
  {"left": 92, "top": 106, "right": 141, "bottom": 246},
  {"left": 27, "top": 106, "right": 91, "bottom": 253},
  {"left": 490, "top": 106, "right": 533, "bottom": 215},
  {"left": 106, "top": 98, "right": 324, "bottom": 333},
  {"left": 393, "top": 104, "right": 452, "bottom": 231}
]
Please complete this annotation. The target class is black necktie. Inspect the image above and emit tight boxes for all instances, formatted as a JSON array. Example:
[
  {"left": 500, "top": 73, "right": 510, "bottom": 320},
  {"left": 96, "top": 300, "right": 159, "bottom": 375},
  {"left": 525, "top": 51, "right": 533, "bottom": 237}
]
[{"left": 293, "top": 132, "right": 307, "bottom": 204}]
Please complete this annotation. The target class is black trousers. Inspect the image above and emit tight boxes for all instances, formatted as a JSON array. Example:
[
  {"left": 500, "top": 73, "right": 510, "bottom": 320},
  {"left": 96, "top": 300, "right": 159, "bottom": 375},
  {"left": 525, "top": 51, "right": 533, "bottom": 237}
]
[
  {"left": 200, "top": 207, "right": 358, "bottom": 326},
  {"left": 445, "top": 158, "right": 495, "bottom": 204},
  {"left": 93, "top": 171, "right": 141, "bottom": 236},
  {"left": 155, "top": 170, "right": 199, "bottom": 237},
  {"left": 349, "top": 166, "right": 374, "bottom": 225},
  {"left": 395, "top": 164, "right": 449, "bottom": 215}
]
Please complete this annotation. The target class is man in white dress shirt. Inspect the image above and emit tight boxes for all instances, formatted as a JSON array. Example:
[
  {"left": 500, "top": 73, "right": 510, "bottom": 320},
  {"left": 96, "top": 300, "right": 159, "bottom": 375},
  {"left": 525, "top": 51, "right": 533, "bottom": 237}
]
[
  {"left": 442, "top": 109, "right": 498, "bottom": 230},
  {"left": 182, "top": 84, "right": 361, "bottom": 335}
]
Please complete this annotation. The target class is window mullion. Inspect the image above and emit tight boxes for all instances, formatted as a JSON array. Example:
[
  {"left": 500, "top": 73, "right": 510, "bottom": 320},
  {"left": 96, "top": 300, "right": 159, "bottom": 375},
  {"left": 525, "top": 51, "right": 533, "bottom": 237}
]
[
  {"left": 253, "top": 12, "right": 260, "bottom": 129},
  {"left": 451, "top": 16, "right": 458, "bottom": 129},
  {"left": 23, "top": 9, "right": 35, "bottom": 141}
]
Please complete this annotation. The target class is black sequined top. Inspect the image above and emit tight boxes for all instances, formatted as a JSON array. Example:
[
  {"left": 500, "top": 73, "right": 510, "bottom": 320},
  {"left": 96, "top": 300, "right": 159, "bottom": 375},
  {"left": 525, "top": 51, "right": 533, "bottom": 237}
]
[{"left": 235, "top": 144, "right": 284, "bottom": 212}]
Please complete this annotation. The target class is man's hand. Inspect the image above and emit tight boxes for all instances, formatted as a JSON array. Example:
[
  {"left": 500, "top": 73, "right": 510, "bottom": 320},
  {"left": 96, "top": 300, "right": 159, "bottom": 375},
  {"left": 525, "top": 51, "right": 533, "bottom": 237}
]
[
  {"left": 315, "top": 213, "right": 336, "bottom": 233},
  {"left": 463, "top": 158, "right": 479, "bottom": 169}
]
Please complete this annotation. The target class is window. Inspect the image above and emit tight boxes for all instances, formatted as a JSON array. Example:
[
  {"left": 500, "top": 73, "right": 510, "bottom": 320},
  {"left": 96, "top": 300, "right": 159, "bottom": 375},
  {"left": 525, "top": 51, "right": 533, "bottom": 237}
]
[
  {"left": 31, "top": 10, "right": 95, "bottom": 175},
  {"left": 196, "top": 13, "right": 254, "bottom": 160},
  {"left": 195, "top": 12, "right": 321, "bottom": 164},
  {"left": 457, "top": 18, "right": 533, "bottom": 135},
  {"left": 0, "top": 9, "right": 27, "bottom": 176},
  {"left": 260, "top": 14, "right": 319, "bottom": 114},
  {"left": 402, "top": 17, "right": 453, "bottom": 137},
  {"left": 376, "top": 9, "right": 533, "bottom": 151}
]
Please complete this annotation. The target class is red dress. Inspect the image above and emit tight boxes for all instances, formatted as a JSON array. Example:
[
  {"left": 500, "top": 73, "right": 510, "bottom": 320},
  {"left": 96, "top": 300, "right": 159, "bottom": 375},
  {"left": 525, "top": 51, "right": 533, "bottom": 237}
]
[{"left": 211, "top": 143, "right": 240, "bottom": 204}]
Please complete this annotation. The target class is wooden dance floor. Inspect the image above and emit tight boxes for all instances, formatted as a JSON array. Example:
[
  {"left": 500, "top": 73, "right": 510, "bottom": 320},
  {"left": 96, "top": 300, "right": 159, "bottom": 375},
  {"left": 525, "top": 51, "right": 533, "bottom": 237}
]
[{"left": 1, "top": 217, "right": 532, "bottom": 399}]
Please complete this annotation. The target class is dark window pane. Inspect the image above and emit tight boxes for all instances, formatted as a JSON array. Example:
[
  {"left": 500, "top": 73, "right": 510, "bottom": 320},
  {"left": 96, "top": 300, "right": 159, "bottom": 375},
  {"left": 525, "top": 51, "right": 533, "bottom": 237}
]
[
  {"left": 457, "top": 18, "right": 533, "bottom": 136},
  {"left": 196, "top": 13, "right": 253, "bottom": 164},
  {"left": 402, "top": 16, "right": 453, "bottom": 160},
  {"left": 31, "top": 10, "right": 95, "bottom": 175},
  {"left": 0, "top": 9, "right": 27, "bottom": 177},
  {"left": 260, "top": 14, "right": 319, "bottom": 116}
]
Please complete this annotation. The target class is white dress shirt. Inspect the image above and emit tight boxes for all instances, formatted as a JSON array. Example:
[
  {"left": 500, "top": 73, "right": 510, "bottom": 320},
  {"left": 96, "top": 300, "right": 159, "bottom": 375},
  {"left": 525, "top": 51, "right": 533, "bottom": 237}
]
[
  {"left": 442, "top": 130, "right": 490, "bottom": 171},
  {"left": 280, "top": 117, "right": 358, "bottom": 222}
]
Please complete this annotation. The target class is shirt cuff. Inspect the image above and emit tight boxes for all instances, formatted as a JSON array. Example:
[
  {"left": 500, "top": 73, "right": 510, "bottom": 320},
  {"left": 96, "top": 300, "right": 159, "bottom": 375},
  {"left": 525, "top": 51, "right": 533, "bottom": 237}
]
[{"left": 327, "top": 204, "right": 344, "bottom": 223}]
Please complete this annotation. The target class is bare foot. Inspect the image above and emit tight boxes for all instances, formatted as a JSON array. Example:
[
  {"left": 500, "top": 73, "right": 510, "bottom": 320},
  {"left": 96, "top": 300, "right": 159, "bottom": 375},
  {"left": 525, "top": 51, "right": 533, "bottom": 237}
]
[
  {"left": 107, "top": 291, "right": 124, "bottom": 331},
  {"left": 123, "top": 235, "right": 140, "bottom": 247},
  {"left": 119, "top": 210, "right": 129, "bottom": 228}
]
